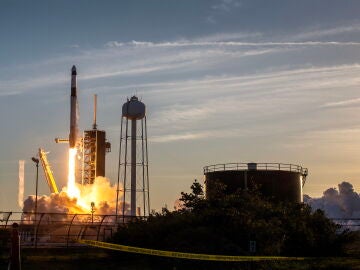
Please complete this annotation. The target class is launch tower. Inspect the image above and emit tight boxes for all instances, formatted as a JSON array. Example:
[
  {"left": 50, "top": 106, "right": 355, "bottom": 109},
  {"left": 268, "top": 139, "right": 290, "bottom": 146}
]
[
  {"left": 55, "top": 67, "right": 111, "bottom": 185},
  {"left": 82, "top": 95, "right": 111, "bottom": 184}
]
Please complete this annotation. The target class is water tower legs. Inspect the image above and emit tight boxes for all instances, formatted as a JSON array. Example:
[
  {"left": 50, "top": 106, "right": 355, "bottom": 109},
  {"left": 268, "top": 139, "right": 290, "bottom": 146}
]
[{"left": 131, "top": 119, "right": 137, "bottom": 217}]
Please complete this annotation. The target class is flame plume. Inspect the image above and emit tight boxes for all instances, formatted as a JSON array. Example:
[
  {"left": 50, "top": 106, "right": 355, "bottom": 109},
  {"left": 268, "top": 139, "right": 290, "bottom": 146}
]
[
  {"left": 66, "top": 148, "right": 80, "bottom": 199},
  {"left": 22, "top": 147, "right": 123, "bottom": 215}
]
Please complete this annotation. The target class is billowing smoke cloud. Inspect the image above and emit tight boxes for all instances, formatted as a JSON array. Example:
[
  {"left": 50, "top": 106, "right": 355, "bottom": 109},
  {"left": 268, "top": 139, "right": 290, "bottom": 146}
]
[
  {"left": 304, "top": 181, "right": 360, "bottom": 219},
  {"left": 23, "top": 176, "right": 129, "bottom": 216},
  {"left": 18, "top": 160, "right": 25, "bottom": 208}
]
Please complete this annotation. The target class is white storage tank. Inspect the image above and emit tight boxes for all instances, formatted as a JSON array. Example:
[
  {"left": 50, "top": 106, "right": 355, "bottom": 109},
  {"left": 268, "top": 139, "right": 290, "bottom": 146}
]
[{"left": 122, "top": 96, "right": 145, "bottom": 120}]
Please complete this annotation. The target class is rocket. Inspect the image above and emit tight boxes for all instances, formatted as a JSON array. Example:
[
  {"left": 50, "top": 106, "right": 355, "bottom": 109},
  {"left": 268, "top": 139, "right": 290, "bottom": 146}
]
[{"left": 69, "top": 65, "right": 78, "bottom": 148}]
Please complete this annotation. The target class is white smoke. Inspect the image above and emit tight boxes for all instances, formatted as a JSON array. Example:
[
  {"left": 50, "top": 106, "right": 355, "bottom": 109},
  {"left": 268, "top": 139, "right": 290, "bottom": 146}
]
[
  {"left": 22, "top": 176, "right": 129, "bottom": 216},
  {"left": 304, "top": 181, "right": 360, "bottom": 219},
  {"left": 18, "top": 160, "right": 25, "bottom": 208}
]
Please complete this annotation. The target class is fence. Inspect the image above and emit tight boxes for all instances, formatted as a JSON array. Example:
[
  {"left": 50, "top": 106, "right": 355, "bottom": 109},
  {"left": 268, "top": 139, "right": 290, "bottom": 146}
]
[
  {"left": 0, "top": 211, "right": 141, "bottom": 248},
  {"left": 0, "top": 211, "right": 359, "bottom": 249}
]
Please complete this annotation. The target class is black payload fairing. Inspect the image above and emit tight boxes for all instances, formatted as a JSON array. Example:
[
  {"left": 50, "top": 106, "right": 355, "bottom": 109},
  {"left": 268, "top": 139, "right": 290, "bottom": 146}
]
[{"left": 69, "top": 65, "right": 79, "bottom": 148}]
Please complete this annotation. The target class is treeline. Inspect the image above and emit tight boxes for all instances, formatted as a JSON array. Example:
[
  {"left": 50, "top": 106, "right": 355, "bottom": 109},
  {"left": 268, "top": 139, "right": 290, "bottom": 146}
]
[{"left": 112, "top": 181, "right": 357, "bottom": 257}]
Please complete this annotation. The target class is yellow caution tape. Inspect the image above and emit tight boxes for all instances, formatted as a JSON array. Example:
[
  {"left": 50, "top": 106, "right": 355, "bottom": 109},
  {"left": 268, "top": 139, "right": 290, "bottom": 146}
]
[{"left": 78, "top": 239, "right": 305, "bottom": 262}]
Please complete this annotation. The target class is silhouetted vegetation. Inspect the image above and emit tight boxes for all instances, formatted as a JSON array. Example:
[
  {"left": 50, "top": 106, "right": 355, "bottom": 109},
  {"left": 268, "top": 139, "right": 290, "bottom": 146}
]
[
  {"left": 112, "top": 180, "right": 356, "bottom": 257},
  {"left": 0, "top": 229, "right": 10, "bottom": 257}
]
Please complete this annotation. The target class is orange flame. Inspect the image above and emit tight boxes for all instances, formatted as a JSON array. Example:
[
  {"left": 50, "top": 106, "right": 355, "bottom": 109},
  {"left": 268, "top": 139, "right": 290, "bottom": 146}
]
[
  {"left": 66, "top": 148, "right": 80, "bottom": 199},
  {"left": 64, "top": 148, "right": 117, "bottom": 213}
]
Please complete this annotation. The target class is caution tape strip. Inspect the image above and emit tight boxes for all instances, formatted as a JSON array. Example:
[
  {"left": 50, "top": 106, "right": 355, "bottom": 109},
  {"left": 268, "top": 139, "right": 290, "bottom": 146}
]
[{"left": 78, "top": 239, "right": 305, "bottom": 262}]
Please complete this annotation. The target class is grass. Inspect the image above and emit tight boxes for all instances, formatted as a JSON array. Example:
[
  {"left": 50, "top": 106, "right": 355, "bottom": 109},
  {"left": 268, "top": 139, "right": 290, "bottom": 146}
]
[
  {"left": 1, "top": 231, "right": 359, "bottom": 269},
  {"left": 0, "top": 247, "right": 359, "bottom": 270}
]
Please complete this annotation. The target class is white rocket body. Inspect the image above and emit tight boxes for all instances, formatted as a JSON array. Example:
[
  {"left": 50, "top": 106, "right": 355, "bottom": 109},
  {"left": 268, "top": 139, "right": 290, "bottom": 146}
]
[{"left": 69, "top": 65, "right": 78, "bottom": 148}]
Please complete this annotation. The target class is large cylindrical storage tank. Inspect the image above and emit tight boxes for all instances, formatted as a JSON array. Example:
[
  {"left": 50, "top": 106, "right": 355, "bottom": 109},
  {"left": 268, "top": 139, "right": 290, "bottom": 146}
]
[{"left": 204, "top": 163, "right": 308, "bottom": 203}]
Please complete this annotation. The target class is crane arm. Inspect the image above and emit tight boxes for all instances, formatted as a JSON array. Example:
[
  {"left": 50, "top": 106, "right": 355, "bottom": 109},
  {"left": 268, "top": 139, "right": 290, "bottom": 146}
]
[{"left": 38, "top": 148, "right": 59, "bottom": 194}]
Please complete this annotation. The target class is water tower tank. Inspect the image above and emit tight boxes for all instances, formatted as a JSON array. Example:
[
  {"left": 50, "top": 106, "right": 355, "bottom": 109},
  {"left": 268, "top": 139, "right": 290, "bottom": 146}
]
[{"left": 122, "top": 96, "right": 145, "bottom": 120}]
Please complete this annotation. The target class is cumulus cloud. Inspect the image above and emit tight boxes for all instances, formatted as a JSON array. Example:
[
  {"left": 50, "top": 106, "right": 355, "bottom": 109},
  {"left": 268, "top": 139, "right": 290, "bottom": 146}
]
[{"left": 304, "top": 182, "right": 360, "bottom": 219}]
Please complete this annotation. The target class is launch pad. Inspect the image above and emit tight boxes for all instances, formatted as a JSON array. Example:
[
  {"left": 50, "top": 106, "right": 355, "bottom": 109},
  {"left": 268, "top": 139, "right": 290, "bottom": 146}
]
[
  {"left": 54, "top": 67, "right": 111, "bottom": 186},
  {"left": 0, "top": 65, "right": 153, "bottom": 248},
  {"left": 22, "top": 66, "right": 149, "bottom": 222}
]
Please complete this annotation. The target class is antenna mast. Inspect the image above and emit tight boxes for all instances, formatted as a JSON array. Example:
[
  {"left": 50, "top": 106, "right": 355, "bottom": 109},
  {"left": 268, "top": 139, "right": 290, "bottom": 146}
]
[{"left": 93, "top": 94, "right": 97, "bottom": 130}]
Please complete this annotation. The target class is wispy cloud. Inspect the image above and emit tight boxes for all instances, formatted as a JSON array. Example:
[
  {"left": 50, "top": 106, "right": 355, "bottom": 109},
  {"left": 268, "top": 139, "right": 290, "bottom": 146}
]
[
  {"left": 193, "top": 32, "right": 262, "bottom": 42},
  {"left": 291, "top": 24, "right": 360, "bottom": 41},
  {"left": 143, "top": 63, "right": 360, "bottom": 142},
  {"left": 5, "top": 28, "right": 360, "bottom": 96},
  {"left": 205, "top": 15, "right": 217, "bottom": 25},
  {"left": 284, "top": 127, "right": 360, "bottom": 150},
  {"left": 1, "top": 37, "right": 287, "bottom": 95},
  {"left": 151, "top": 132, "right": 208, "bottom": 143},
  {"left": 82, "top": 61, "right": 194, "bottom": 80},
  {"left": 212, "top": 0, "right": 242, "bottom": 12},
  {"left": 68, "top": 44, "right": 80, "bottom": 48},
  {"left": 3, "top": 31, "right": 360, "bottom": 146},
  {"left": 0, "top": 73, "right": 67, "bottom": 96},
  {"left": 321, "top": 98, "right": 360, "bottom": 108},
  {"left": 105, "top": 40, "right": 360, "bottom": 48},
  {"left": 150, "top": 128, "right": 243, "bottom": 143}
]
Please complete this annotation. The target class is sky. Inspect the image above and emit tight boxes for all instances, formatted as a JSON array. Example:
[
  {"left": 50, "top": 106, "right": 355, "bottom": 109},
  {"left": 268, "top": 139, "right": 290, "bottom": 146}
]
[{"left": 1, "top": 0, "right": 360, "bottom": 212}]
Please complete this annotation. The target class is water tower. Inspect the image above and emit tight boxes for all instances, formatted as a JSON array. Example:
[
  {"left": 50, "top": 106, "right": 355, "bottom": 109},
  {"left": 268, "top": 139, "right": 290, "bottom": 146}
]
[{"left": 116, "top": 96, "right": 150, "bottom": 218}]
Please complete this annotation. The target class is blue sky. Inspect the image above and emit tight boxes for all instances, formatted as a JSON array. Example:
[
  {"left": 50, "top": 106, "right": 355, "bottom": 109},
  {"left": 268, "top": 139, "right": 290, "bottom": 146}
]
[{"left": 1, "top": 0, "right": 360, "bottom": 211}]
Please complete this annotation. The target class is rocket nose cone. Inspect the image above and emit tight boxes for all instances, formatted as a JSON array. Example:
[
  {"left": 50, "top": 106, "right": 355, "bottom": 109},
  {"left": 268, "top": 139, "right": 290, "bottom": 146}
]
[{"left": 71, "top": 65, "right": 77, "bottom": 75}]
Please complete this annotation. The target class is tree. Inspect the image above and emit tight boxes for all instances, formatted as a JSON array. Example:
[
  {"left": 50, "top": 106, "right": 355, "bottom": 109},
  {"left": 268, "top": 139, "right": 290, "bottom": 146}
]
[{"left": 112, "top": 180, "right": 356, "bottom": 257}]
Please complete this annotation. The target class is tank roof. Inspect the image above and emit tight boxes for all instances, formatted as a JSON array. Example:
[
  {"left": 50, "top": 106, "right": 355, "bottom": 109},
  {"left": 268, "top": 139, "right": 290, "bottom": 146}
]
[
  {"left": 204, "top": 162, "right": 308, "bottom": 176},
  {"left": 122, "top": 95, "right": 146, "bottom": 120}
]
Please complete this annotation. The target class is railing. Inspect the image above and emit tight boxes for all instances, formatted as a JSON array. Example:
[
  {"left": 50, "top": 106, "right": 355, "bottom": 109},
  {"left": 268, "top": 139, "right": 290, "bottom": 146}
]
[
  {"left": 0, "top": 211, "right": 358, "bottom": 249},
  {"left": 0, "top": 211, "right": 146, "bottom": 248},
  {"left": 204, "top": 162, "right": 308, "bottom": 176}
]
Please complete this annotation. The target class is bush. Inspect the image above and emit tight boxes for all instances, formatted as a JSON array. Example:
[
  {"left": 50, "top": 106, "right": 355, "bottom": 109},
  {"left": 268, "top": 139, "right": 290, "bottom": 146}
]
[{"left": 112, "top": 180, "right": 356, "bottom": 257}]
